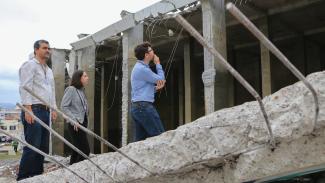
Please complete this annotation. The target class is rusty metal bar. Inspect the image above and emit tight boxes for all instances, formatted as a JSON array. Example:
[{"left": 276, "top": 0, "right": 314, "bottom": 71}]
[
  {"left": 17, "top": 103, "right": 117, "bottom": 182},
  {"left": 0, "top": 128, "right": 89, "bottom": 183},
  {"left": 23, "top": 86, "right": 154, "bottom": 175},
  {"left": 170, "top": 13, "right": 276, "bottom": 147},
  {"left": 226, "top": 2, "right": 319, "bottom": 130}
]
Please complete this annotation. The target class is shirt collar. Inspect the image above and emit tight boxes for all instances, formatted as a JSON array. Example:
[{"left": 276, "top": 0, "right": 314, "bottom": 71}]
[
  {"left": 138, "top": 60, "right": 149, "bottom": 67},
  {"left": 32, "top": 57, "right": 48, "bottom": 68},
  {"left": 32, "top": 57, "right": 40, "bottom": 64}
]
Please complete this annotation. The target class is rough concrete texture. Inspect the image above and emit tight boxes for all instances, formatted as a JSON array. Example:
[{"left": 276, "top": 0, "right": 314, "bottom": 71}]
[{"left": 20, "top": 71, "right": 325, "bottom": 183}]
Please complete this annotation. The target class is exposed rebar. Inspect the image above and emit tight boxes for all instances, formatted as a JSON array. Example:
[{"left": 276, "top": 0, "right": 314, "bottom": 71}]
[
  {"left": 226, "top": 2, "right": 319, "bottom": 131},
  {"left": 171, "top": 13, "right": 276, "bottom": 148}
]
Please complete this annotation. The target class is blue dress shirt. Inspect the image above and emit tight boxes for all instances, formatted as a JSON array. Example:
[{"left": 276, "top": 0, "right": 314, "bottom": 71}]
[{"left": 131, "top": 60, "right": 165, "bottom": 103}]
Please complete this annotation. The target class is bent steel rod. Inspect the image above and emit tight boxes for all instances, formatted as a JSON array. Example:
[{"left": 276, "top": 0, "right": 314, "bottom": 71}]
[
  {"left": 17, "top": 103, "right": 117, "bottom": 182},
  {"left": 171, "top": 14, "right": 275, "bottom": 147},
  {"left": 23, "top": 86, "right": 154, "bottom": 175},
  {"left": 226, "top": 2, "right": 319, "bottom": 130},
  {"left": 0, "top": 128, "right": 89, "bottom": 183}
]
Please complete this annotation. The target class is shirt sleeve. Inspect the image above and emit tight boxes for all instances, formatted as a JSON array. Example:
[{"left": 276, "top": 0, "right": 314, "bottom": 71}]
[
  {"left": 60, "top": 87, "right": 74, "bottom": 120},
  {"left": 137, "top": 64, "right": 165, "bottom": 84},
  {"left": 19, "top": 62, "right": 34, "bottom": 105}
]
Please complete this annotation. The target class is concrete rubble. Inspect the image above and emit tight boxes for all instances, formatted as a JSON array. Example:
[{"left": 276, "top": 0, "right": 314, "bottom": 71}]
[
  {"left": 21, "top": 71, "right": 325, "bottom": 183},
  {"left": 0, "top": 155, "right": 70, "bottom": 183}
]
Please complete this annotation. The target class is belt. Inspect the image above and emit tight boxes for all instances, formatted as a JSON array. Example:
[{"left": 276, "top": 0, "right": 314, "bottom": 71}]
[
  {"left": 132, "top": 101, "right": 152, "bottom": 104},
  {"left": 131, "top": 101, "right": 153, "bottom": 107},
  {"left": 31, "top": 104, "right": 50, "bottom": 111}
]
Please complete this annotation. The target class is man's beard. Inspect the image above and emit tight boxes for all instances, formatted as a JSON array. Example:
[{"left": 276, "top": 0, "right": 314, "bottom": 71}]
[{"left": 44, "top": 54, "right": 50, "bottom": 60}]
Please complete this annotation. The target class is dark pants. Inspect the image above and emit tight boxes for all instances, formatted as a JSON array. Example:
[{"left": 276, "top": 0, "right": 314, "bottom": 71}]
[
  {"left": 68, "top": 115, "right": 90, "bottom": 165},
  {"left": 17, "top": 106, "right": 50, "bottom": 181},
  {"left": 131, "top": 102, "right": 165, "bottom": 141}
]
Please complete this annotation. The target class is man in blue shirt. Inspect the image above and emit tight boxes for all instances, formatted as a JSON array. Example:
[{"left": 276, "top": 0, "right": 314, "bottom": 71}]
[{"left": 131, "top": 42, "right": 166, "bottom": 141}]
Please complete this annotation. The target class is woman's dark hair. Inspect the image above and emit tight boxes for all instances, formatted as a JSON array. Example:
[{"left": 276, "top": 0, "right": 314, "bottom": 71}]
[
  {"left": 134, "top": 42, "right": 152, "bottom": 60},
  {"left": 70, "top": 70, "right": 85, "bottom": 89}
]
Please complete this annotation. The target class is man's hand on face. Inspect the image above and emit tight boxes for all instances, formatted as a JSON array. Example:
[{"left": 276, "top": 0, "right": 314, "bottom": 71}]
[
  {"left": 155, "top": 80, "right": 166, "bottom": 91},
  {"left": 153, "top": 54, "right": 160, "bottom": 65}
]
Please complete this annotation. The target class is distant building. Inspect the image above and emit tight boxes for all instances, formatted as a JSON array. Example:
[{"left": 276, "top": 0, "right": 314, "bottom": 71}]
[
  {"left": 0, "top": 108, "right": 20, "bottom": 121},
  {"left": 0, "top": 119, "right": 22, "bottom": 137},
  {"left": 0, "top": 112, "right": 5, "bottom": 120},
  {"left": 0, "top": 108, "right": 22, "bottom": 141}
]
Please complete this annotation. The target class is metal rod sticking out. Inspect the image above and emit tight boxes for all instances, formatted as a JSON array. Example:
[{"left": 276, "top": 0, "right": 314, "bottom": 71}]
[
  {"left": 17, "top": 103, "right": 117, "bottom": 182},
  {"left": 170, "top": 13, "right": 275, "bottom": 147},
  {"left": 226, "top": 2, "right": 319, "bottom": 130},
  {"left": 0, "top": 128, "right": 89, "bottom": 183},
  {"left": 23, "top": 86, "right": 154, "bottom": 175}
]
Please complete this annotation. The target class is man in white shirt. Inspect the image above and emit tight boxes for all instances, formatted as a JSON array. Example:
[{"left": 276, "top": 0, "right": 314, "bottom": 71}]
[{"left": 17, "top": 40, "right": 57, "bottom": 181}]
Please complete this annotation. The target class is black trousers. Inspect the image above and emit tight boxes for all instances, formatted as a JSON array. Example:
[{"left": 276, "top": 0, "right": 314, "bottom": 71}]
[{"left": 68, "top": 115, "right": 90, "bottom": 165}]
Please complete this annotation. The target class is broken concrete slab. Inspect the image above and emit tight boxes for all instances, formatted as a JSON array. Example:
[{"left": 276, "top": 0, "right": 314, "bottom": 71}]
[
  {"left": 224, "top": 130, "right": 325, "bottom": 182},
  {"left": 20, "top": 71, "right": 325, "bottom": 183}
]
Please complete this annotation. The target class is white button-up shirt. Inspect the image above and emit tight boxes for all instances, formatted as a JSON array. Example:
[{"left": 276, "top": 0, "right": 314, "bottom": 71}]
[{"left": 19, "top": 58, "right": 57, "bottom": 108}]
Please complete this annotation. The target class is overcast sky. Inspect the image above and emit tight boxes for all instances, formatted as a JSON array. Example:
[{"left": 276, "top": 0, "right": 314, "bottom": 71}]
[{"left": 0, "top": 0, "right": 160, "bottom": 104}]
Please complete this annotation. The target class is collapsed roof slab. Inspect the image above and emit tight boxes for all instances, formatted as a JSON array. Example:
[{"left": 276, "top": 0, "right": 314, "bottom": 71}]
[{"left": 20, "top": 71, "right": 325, "bottom": 183}]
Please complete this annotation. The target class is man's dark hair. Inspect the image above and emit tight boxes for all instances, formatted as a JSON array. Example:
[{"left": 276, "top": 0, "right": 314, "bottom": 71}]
[
  {"left": 134, "top": 42, "right": 152, "bottom": 60},
  {"left": 33, "top": 40, "right": 49, "bottom": 55},
  {"left": 70, "top": 70, "right": 85, "bottom": 89}
]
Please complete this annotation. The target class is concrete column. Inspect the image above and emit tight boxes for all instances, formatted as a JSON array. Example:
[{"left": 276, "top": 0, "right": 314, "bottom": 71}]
[
  {"left": 51, "top": 49, "right": 68, "bottom": 155},
  {"left": 202, "top": 0, "right": 230, "bottom": 114},
  {"left": 76, "top": 50, "right": 82, "bottom": 70},
  {"left": 121, "top": 24, "right": 143, "bottom": 146},
  {"left": 79, "top": 45, "right": 96, "bottom": 152},
  {"left": 100, "top": 66, "right": 108, "bottom": 153},
  {"left": 68, "top": 50, "right": 77, "bottom": 78},
  {"left": 259, "top": 17, "right": 272, "bottom": 97},
  {"left": 178, "top": 60, "right": 184, "bottom": 126},
  {"left": 184, "top": 39, "right": 192, "bottom": 123}
]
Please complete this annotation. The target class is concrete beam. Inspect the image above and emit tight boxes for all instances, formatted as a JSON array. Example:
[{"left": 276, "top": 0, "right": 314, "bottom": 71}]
[
  {"left": 79, "top": 45, "right": 96, "bottom": 152},
  {"left": 225, "top": 131, "right": 325, "bottom": 182},
  {"left": 50, "top": 49, "right": 69, "bottom": 155},
  {"left": 100, "top": 66, "right": 108, "bottom": 153},
  {"left": 121, "top": 24, "right": 144, "bottom": 146},
  {"left": 259, "top": 17, "right": 272, "bottom": 97},
  {"left": 178, "top": 59, "right": 184, "bottom": 126},
  {"left": 135, "top": 0, "right": 197, "bottom": 21},
  {"left": 93, "top": 15, "right": 136, "bottom": 44},
  {"left": 71, "top": 0, "right": 323, "bottom": 50},
  {"left": 183, "top": 38, "right": 192, "bottom": 123},
  {"left": 71, "top": 0, "right": 197, "bottom": 50}
]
